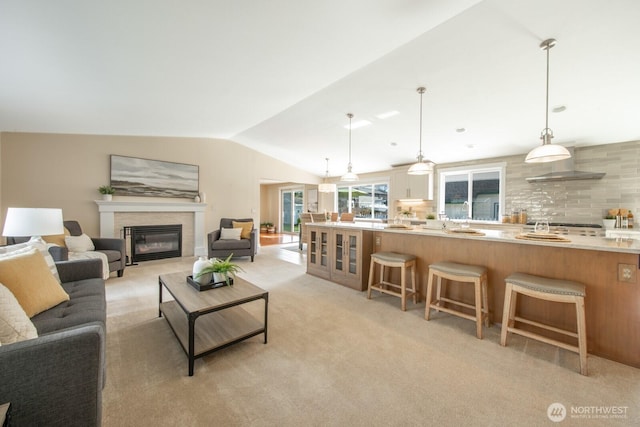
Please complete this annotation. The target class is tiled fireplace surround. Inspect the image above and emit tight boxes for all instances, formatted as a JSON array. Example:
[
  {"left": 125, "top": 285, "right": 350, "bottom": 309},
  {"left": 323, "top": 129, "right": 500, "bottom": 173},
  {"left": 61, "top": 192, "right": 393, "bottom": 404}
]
[{"left": 95, "top": 201, "right": 207, "bottom": 257}]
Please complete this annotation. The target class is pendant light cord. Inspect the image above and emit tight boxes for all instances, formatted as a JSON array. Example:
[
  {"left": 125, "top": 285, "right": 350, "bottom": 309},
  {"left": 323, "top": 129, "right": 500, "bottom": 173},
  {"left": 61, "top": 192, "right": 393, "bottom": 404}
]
[
  {"left": 347, "top": 113, "right": 353, "bottom": 168},
  {"left": 545, "top": 43, "right": 550, "bottom": 131},
  {"left": 416, "top": 87, "right": 426, "bottom": 161}
]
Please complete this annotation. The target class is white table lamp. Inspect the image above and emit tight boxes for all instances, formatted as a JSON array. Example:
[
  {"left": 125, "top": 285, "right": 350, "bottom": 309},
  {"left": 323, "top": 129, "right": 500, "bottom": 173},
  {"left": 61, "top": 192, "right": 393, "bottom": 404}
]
[{"left": 2, "top": 207, "right": 64, "bottom": 238}]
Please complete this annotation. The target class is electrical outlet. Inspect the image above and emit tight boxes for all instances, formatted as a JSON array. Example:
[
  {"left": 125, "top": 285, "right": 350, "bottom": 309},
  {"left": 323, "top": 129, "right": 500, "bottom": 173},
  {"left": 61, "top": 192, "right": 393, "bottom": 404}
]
[
  {"left": 618, "top": 263, "right": 637, "bottom": 283},
  {"left": 375, "top": 236, "right": 381, "bottom": 246}
]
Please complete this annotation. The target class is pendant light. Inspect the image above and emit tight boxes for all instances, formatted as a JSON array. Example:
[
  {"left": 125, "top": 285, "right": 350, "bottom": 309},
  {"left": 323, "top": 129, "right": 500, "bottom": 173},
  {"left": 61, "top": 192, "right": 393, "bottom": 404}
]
[
  {"left": 408, "top": 86, "right": 434, "bottom": 175},
  {"left": 341, "top": 113, "right": 359, "bottom": 181},
  {"left": 525, "top": 38, "right": 571, "bottom": 163},
  {"left": 318, "top": 158, "right": 337, "bottom": 193}
]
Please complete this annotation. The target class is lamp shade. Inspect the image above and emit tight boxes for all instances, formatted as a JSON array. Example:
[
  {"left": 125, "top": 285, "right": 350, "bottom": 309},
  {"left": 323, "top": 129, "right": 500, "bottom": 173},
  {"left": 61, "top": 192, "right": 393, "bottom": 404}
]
[
  {"left": 525, "top": 143, "right": 571, "bottom": 163},
  {"left": 341, "top": 171, "right": 359, "bottom": 182},
  {"left": 2, "top": 207, "right": 64, "bottom": 237},
  {"left": 407, "top": 160, "right": 434, "bottom": 175}
]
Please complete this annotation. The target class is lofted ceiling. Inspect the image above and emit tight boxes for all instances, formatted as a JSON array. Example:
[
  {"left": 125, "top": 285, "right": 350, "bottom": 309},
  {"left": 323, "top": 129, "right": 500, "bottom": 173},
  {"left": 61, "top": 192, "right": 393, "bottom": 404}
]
[{"left": 1, "top": 0, "right": 639, "bottom": 177}]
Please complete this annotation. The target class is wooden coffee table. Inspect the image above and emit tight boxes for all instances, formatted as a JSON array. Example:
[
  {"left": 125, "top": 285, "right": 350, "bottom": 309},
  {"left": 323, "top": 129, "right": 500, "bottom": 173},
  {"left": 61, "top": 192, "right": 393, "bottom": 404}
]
[{"left": 159, "top": 271, "right": 268, "bottom": 376}]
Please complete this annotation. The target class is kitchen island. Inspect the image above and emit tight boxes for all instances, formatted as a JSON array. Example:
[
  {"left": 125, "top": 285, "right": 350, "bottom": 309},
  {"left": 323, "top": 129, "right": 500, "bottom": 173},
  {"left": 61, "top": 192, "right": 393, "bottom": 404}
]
[{"left": 305, "top": 221, "right": 640, "bottom": 368}]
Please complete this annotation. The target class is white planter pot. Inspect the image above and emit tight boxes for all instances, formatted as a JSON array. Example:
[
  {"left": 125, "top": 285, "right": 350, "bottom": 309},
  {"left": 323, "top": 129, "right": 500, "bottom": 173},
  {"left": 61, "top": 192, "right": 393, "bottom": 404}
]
[
  {"left": 193, "top": 257, "right": 212, "bottom": 284},
  {"left": 102, "top": 194, "right": 113, "bottom": 201},
  {"left": 602, "top": 219, "right": 617, "bottom": 229}
]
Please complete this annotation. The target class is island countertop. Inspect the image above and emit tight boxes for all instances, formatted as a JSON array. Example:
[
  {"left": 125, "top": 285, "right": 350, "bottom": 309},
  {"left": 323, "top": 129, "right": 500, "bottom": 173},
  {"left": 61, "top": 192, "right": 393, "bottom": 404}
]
[{"left": 308, "top": 221, "right": 640, "bottom": 254}]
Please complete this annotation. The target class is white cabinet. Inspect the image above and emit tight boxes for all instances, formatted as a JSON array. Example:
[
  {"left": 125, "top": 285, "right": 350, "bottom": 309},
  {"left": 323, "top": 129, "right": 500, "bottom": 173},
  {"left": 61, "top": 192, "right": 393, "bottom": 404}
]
[{"left": 391, "top": 168, "right": 432, "bottom": 201}]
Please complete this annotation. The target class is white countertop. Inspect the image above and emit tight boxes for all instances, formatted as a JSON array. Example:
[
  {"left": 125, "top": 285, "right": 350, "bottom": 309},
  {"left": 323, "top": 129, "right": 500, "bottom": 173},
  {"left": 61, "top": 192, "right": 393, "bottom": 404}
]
[{"left": 308, "top": 221, "right": 640, "bottom": 254}]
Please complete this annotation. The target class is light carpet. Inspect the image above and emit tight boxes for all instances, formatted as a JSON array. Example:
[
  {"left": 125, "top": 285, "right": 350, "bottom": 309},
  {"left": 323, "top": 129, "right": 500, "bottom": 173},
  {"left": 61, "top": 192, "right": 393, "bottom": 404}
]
[{"left": 102, "top": 245, "right": 639, "bottom": 426}]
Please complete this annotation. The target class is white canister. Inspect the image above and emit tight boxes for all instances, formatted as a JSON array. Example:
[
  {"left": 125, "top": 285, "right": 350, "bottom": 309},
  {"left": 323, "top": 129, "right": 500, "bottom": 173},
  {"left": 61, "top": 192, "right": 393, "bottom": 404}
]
[{"left": 192, "top": 256, "right": 212, "bottom": 284}]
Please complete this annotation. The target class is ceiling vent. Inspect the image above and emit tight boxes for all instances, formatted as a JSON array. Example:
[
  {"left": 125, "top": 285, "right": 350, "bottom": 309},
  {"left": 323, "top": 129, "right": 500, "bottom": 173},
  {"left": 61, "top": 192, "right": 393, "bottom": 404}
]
[{"left": 526, "top": 147, "right": 605, "bottom": 183}]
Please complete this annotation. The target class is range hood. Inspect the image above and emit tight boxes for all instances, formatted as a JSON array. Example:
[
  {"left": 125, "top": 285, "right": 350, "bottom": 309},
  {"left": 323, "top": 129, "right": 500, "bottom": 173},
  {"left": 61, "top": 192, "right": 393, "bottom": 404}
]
[{"left": 526, "top": 147, "right": 605, "bottom": 183}]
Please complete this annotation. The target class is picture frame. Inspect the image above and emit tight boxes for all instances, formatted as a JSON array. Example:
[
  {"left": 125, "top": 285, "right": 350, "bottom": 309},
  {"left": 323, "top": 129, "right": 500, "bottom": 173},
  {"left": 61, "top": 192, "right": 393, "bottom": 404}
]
[{"left": 110, "top": 155, "right": 199, "bottom": 198}]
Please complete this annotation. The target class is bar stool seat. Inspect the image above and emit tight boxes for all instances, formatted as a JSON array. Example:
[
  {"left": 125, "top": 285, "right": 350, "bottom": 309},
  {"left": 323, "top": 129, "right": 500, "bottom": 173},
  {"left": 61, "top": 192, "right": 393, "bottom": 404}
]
[
  {"left": 500, "top": 272, "right": 587, "bottom": 375},
  {"left": 367, "top": 252, "right": 417, "bottom": 311},
  {"left": 425, "top": 261, "right": 489, "bottom": 339}
]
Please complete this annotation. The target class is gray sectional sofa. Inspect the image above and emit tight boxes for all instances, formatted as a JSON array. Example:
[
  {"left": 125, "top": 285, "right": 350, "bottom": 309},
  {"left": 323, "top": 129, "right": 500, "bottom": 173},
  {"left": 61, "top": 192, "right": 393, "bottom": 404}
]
[{"left": 0, "top": 257, "right": 106, "bottom": 426}]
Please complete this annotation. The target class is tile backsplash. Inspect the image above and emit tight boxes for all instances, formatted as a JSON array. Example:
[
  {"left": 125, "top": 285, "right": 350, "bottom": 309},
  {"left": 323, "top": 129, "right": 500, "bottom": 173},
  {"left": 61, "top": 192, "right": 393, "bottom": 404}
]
[{"left": 435, "top": 140, "right": 640, "bottom": 225}]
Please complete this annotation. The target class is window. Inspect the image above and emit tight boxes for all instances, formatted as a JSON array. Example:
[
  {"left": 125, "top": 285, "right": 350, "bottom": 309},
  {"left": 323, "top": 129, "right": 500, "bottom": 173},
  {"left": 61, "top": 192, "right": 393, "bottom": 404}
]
[
  {"left": 438, "top": 163, "right": 505, "bottom": 221},
  {"left": 337, "top": 182, "right": 388, "bottom": 220}
]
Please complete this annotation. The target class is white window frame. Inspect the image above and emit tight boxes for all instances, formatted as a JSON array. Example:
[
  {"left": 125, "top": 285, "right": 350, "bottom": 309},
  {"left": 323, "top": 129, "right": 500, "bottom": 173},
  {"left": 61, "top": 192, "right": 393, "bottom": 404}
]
[
  {"left": 437, "top": 162, "right": 506, "bottom": 221},
  {"left": 336, "top": 180, "right": 390, "bottom": 220}
]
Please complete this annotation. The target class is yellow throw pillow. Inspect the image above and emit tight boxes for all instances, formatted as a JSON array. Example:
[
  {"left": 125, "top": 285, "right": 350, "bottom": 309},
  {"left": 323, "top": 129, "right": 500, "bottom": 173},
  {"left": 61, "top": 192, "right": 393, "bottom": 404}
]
[
  {"left": 0, "top": 249, "right": 69, "bottom": 318},
  {"left": 43, "top": 227, "right": 70, "bottom": 247},
  {"left": 232, "top": 221, "right": 253, "bottom": 239}
]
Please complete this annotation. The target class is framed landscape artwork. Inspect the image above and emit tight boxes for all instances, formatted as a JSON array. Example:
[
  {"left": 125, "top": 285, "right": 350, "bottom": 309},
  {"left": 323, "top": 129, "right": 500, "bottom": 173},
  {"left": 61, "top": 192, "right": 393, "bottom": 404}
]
[{"left": 110, "top": 155, "right": 199, "bottom": 198}]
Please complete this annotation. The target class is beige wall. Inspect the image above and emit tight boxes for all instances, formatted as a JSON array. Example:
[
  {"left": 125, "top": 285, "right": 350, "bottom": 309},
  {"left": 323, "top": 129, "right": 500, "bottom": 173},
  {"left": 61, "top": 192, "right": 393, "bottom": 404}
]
[{"left": 0, "top": 132, "right": 319, "bottom": 238}]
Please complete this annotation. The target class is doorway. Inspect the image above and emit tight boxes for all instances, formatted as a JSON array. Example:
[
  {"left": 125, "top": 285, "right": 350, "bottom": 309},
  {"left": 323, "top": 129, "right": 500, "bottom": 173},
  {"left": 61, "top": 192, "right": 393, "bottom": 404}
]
[{"left": 281, "top": 188, "right": 304, "bottom": 234}]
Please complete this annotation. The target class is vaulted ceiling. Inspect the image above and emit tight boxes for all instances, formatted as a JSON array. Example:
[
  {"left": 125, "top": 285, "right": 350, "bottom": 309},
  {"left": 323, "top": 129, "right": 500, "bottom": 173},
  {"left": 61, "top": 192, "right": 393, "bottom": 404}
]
[{"left": 2, "top": 0, "right": 639, "bottom": 177}]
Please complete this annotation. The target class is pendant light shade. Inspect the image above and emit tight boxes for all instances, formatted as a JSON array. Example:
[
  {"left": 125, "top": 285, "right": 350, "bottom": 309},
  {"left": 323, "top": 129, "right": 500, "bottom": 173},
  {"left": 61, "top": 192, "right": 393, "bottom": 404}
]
[
  {"left": 525, "top": 39, "right": 571, "bottom": 163},
  {"left": 341, "top": 113, "right": 359, "bottom": 182},
  {"left": 318, "top": 158, "right": 337, "bottom": 193},
  {"left": 408, "top": 87, "right": 434, "bottom": 175}
]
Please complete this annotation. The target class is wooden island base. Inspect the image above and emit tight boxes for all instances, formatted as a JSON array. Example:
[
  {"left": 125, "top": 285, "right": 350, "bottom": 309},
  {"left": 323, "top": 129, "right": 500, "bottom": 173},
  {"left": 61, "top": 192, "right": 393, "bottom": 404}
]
[{"left": 373, "top": 231, "right": 640, "bottom": 369}]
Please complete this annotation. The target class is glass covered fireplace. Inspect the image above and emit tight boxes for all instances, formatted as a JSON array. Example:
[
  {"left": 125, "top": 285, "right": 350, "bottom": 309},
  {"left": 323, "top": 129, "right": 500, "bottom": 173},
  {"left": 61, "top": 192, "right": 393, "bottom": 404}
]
[{"left": 126, "top": 224, "right": 182, "bottom": 263}]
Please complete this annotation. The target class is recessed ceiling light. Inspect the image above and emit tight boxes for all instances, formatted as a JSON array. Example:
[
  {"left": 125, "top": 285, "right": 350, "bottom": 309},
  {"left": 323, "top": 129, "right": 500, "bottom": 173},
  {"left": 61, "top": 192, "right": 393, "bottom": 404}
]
[
  {"left": 456, "top": 128, "right": 466, "bottom": 133},
  {"left": 376, "top": 110, "right": 400, "bottom": 119},
  {"left": 390, "top": 141, "right": 398, "bottom": 146},
  {"left": 466, "top": 144, "right": 475, "bottom": 149},
  {"left": 344, "top": 120, "right": 372, "bottom": 129},
  {"left": 552, "top": 105, "right": 567, "bottom": 113}
]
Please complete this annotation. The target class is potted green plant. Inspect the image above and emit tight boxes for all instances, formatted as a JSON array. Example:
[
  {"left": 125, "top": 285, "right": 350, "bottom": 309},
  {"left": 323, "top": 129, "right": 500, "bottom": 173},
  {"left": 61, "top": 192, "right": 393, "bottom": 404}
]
[
  {"left": 194, "top": 254, "right": 243, "bottom": 286},
  {"left": 265, "top": 222, "right": 276, "bottom": 233},
  {"left": 260, "top": 222, "right": 269, "bottom": 233},
  {"left": 98, "top": 185, "right": 115, "bottom": 201}
]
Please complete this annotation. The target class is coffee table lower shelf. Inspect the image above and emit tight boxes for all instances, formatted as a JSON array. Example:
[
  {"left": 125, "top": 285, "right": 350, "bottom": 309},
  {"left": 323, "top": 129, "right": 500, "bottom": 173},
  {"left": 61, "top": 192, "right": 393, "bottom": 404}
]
[{"left": 160, "top": 300, "right": 266, "bottom": 374}]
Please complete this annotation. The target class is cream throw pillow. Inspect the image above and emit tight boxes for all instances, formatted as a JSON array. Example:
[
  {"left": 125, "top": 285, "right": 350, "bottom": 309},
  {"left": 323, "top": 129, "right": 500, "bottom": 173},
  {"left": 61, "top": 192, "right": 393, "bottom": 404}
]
[
  {"left": 65, "top": 233, "right": 95, "bottom": 252},
  {"left": 220, "top": 227, "right": 242, "bottom": 240},
  {"left": 232, "top": 221, "right": 253, "bottom": 239},
  {"left": 0, "top": 282, "right": 38, "bottom": 344},
  {"left": 0, "top": 249, "right": 70, "bottom": 317}
]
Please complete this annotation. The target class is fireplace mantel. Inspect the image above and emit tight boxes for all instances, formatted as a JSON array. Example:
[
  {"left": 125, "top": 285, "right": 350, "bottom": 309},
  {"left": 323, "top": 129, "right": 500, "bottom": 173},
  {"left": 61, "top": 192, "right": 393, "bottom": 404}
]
[{"left": 95, "top": 200, "right": 207, "bottom": 256}]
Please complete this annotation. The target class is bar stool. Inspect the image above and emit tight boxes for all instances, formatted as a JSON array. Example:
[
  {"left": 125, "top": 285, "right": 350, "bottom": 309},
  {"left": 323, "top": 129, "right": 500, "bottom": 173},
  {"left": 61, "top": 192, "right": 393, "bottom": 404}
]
[
  {"left": 501, "top": 273, "right": 587, "bottom": 375},
  {"left": 425, "top": 261, "right": 489, "bottom": 339},
  {"left": 367, "top": 252, "right": 417, "bottom": 311}
]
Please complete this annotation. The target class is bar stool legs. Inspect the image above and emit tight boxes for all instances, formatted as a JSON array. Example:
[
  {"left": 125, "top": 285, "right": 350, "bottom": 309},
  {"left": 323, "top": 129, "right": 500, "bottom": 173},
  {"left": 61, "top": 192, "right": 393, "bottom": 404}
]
[
  {"left": 501, "top": 273, "right": 588, "bottom": 375},
  {"left": 425, "top": 262, "right": 489, "bottom": 339},
  {"left": 367, "top": 252, "right": 417, "bottom": 311}
]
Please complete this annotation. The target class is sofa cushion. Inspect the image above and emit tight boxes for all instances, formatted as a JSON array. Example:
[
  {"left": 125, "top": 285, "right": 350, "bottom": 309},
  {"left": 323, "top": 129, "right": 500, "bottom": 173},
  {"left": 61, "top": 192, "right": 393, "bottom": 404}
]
[
  {"left": 220, "top": 227, "right": 242, "bottom": 240},
  {"left": 0, "top": 249, "right": 70, "bottom": 317},
  {"left": 31, "top": 278, "right": 106, "bottom": 335},
  {"left": 0, "top": 282, "right": 38, "bottom": 344},
  {"left": 65, "top": 233, "right": 95, "bottom": 252},
  {"left": 232, "top": 221, "right": 254, "bottom": 239}
]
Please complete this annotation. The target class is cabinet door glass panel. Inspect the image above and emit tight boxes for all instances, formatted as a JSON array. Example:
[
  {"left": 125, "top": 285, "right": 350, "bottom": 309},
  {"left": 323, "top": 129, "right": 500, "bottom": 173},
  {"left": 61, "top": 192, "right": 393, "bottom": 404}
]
[
  {"left": 334, "top": 233, "right": 344, "bottom": 271},
  {"left": 320, "top": 231, "right": 328, "bottom": 266},
  {"left": 348, "top": 234, "right": 357, "bottom": 274},
  {"left": 310, "top": 230, "right": 317, "bottom": 264}
]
